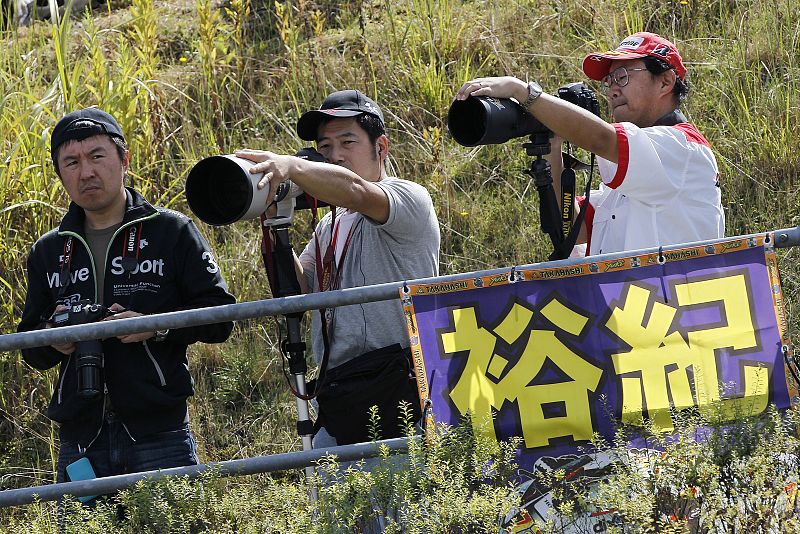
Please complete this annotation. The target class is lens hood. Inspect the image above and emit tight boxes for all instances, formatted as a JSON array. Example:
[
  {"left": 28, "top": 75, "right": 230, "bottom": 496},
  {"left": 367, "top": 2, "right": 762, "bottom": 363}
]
[{"left": 185, "top": 155, "right": 267, "bottom": 226}]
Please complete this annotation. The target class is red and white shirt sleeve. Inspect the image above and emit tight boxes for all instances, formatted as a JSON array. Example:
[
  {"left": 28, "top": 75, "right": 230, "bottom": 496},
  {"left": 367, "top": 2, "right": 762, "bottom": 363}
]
[{"left": 584, "top": 122, "right": 724, "bottom": 256}]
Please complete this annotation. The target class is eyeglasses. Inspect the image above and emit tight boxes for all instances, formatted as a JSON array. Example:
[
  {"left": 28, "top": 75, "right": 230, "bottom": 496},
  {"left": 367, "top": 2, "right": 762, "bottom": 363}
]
[{"left": 601, "top": 67, "right": 648, "bottom": 94}]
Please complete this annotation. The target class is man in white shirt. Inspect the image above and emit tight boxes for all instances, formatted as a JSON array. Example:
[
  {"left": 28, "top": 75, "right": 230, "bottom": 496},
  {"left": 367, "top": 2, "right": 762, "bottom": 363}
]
[{"left": 454, "top": 32, "right": 724, "bottom": 256}]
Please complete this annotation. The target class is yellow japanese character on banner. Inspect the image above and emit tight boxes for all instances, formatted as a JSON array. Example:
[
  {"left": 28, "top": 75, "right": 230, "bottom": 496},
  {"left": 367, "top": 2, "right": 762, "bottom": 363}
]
[
  {"left": 442, "top": 298, "right": 602, "bottom": 449},
  {"left": 606, "top": 275, "right": 768, "bottom": 431}
]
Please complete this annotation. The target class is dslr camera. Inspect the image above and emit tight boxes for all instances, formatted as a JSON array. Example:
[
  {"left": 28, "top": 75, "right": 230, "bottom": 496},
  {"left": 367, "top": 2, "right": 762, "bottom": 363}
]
[
  {"left": 185, "top": 148, "right": 327, "bottom": 227},
  {"left": 448, "top": 82, "right": 600, "bottom": 146},
  {"left": 557, "top": 82, "right": 601, "bottom": 118},
  {"left": 51, "top": 299, "right": 108, "bottom": 399}
]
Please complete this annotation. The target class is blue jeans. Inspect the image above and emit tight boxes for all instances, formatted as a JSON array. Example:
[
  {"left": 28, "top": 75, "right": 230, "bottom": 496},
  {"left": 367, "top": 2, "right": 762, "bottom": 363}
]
[
  {"left": 56, "top": 414, "right": 199, "bottom": 484},
  {"left": 55, "top": 414, "right": 199, "bottom": 530}
]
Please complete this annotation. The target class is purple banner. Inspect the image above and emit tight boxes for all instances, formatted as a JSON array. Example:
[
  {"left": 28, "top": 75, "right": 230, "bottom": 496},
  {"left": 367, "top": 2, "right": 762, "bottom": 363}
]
[{"left": 403, "top": 240, "right": 794, "bottom": 473}]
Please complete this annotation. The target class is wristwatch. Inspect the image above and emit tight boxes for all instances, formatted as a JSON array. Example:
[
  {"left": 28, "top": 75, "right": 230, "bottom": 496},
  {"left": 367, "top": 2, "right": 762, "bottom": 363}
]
[
  {"left": 153, "top": 328, "right": 170, "bottom": 342},
  {"left": 522, "top": 81, "right": 543, "bottom": 109}
]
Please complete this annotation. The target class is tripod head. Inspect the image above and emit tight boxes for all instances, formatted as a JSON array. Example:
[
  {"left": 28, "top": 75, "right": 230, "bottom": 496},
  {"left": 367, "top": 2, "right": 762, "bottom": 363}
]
[
  {"left": 523, "top": 131, "right": 553, "bottom": 159},
  {"left": 262, "top": 148, "right": 329, "bottom": 227},
  {"left": 264, "top": 223, "right": 302, "bottom": 299}
]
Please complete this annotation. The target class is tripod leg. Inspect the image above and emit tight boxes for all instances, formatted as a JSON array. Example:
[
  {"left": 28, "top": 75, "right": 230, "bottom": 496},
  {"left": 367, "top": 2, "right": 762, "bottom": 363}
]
[
  {"left": 267, "top": 224, "right": 319, "bottom": 501},
  {"left": 292, "top": 374, "right": 318, "bottom": 502},
  {"left": 283, "top": 314, "right": 318, "bottom": 502}
]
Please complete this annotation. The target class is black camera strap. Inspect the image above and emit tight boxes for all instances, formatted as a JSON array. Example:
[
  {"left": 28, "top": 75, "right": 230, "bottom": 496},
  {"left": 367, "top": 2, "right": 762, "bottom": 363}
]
[
  {"left": 543, "top": 150, "right": 596, "bottom": 261},
  {"left": 259, "top": 215, "right": 279, "bottom": 294},
  {"left": 559, "top": 167, "right": 576, "bottom": 240},
  {"left": 550, "top": 155, "right": 595, "bottom": 261},
  {"left": 654, "top": 108, "right": 687, "bottom": 127},
  {"left": 119, "top": 223, "right": 143, "bottom": 277},
  {"left": 57, "top": 236, "right": 75, "bottom": 299},
  {"left": 548, "top": 109, "right": 684, "bottom": 259},
  {"left": 260, "top": 193, "right": 324, "bottom": 295},
  {"left": 53, "top": 223, "right": 142, "bottom": 320}
]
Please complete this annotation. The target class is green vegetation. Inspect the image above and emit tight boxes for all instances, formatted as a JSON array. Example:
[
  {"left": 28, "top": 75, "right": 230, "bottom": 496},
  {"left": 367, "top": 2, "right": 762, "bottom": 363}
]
[
  {"left": 531, "top": 403, "right": 800, "bottom": 533},
  {"left": 1, "top": 0, "right": 799, "bottom": 531},
  {"left": 24, "top": 416, "right": 523, "bottom": 533}
]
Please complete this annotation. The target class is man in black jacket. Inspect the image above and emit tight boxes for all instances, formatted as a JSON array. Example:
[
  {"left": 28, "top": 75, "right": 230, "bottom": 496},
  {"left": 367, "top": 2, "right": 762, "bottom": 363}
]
[{"left": 17, "top": 108, "right": 236, "bottom": 484}]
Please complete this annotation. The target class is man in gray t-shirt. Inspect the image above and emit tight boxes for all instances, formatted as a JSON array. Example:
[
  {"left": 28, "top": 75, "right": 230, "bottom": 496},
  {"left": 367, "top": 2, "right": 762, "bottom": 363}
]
[{"left": 237, "top": 90, "right": 440, "bottom": 446}]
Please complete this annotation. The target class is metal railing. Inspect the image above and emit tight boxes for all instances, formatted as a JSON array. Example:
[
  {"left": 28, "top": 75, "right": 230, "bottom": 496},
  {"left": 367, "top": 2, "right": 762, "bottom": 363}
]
[
  {"left": 2, "top": 227, "right": 798, "bottom": 352},
  {"left": 0, "top": 226, "right": 798, "bottom": 507},
  {"left": 0, "top": 437, "right": 412, "bottom": 507}
]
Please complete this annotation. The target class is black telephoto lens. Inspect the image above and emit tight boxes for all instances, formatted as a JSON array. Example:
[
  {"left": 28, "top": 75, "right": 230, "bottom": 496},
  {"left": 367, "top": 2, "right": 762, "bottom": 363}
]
[
  {"left": 448, "top": 96, "right": 547, "bottom": 146},
  {"left": 75, "top": 340, "right": 103, "bottom": 399}
]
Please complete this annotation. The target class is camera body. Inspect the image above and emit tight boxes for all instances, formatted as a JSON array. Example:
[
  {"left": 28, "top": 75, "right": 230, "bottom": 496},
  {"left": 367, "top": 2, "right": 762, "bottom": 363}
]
[
  {"left": 51, "top": 299, "right": 107, "bottom": 399},
  {"left": 447, "top": 82, "right": 601, "bottom": 147},
  {"left": 557, "top": 82, "right": 601, "bottom": 118},
  {"left": 267, "top": 147, "right": 328, "bottom": 226}
]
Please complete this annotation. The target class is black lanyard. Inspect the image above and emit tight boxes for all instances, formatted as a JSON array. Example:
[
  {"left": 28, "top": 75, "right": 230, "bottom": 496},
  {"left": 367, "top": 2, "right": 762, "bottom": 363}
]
[
  {"left": 654, "top": 109, "right": 687, "bottom": 127},
  {"left": 315, "top": 213, "right": 356, "bottom": 293},
  {"left": 57, "top": 236, "right": 75, "bottom": 299},
  {"left": 56, "top": 222, "right": 142, "bottom": 298}
]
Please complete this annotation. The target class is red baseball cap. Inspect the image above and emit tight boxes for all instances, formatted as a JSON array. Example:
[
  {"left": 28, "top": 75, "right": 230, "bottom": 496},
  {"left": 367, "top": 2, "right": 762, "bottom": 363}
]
[{"left": 582, "top": 32, "right": 686, "bottom": 81}]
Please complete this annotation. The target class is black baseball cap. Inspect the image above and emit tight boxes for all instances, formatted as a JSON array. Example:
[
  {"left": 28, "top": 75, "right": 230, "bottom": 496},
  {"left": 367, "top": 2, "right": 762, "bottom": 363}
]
[
  {"left": 296, "top": 90, "right": 385, "bottom": 141},
  {"left": 51, "top": 108, "right": 126, "bottom": 156}
]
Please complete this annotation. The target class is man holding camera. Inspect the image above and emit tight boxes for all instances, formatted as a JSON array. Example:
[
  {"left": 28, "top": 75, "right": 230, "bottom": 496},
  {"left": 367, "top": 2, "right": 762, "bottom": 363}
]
[
  {"left": 455, "top": 32, "right": 724, "bottom": 256},
  {"left": 236, "top": 90, "right": 440, "bottom": 446},
  {"left": 17, "top": 108, "right": 236, "bottom": 485}
]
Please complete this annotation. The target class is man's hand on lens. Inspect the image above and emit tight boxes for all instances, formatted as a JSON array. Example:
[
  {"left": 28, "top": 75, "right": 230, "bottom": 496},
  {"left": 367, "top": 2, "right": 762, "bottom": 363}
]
[
  {"left": 455, "top": 76, "right": 529, "bottom": 103},
  {"left": 235, "top": 149, "right": 296, "bottom": 218},
  {"left": 47, "top": 305, "right": 75, "bottom": 355},
  {"left": 102, "top": 303, "right": 153, "bottom": 343}
]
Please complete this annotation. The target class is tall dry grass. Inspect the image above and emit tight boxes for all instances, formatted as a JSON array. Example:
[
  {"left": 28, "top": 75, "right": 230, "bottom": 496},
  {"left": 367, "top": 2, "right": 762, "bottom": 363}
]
[{"left": 0, "top": 0, "right": 798, "bottom": 529}]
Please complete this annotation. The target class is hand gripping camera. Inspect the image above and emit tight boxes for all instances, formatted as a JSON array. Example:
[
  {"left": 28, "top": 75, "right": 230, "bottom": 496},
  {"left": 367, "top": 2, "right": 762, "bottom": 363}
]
[
  {"left": 51, "top": 299, "right": 108, "bottom": 399},
  {"left": 185, "top": 148, "right": 327, "bottom": 227}
]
